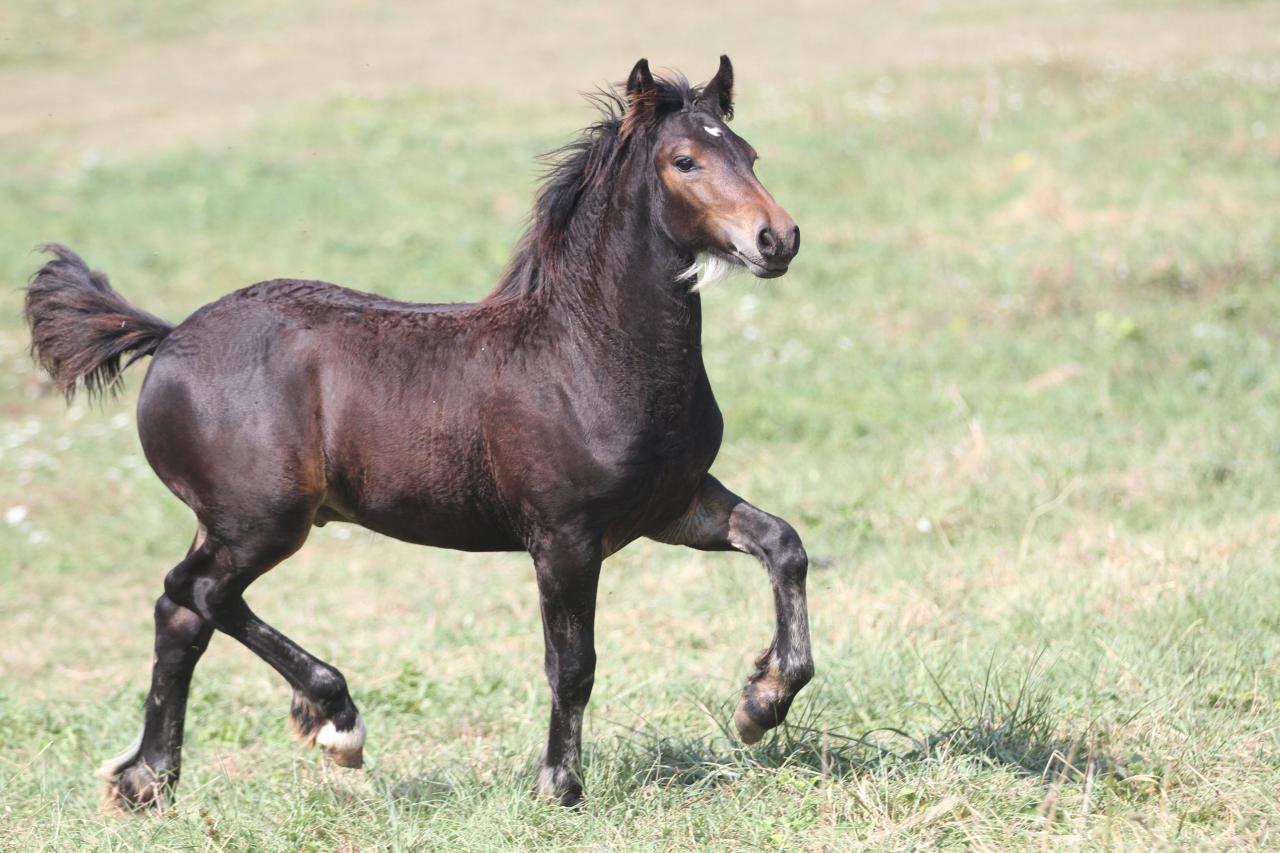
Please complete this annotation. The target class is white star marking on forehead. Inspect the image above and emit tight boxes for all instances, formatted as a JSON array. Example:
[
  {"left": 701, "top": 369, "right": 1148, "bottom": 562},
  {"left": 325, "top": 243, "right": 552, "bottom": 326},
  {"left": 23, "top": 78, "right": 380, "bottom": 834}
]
[{"left": 703, "top": 125, "right": 723, "bottom": 138}]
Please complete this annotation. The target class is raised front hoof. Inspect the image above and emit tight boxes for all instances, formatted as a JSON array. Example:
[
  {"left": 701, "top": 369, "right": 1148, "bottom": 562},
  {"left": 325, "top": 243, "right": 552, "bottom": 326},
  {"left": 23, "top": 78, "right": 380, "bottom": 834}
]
[
  {"left": 735, "top": 656, "right": 812, "bottom": 745},
  {"left": 734, "top": 677, "right": 796, "bottom": 745},
  {"left": 289, "top": 691, "right": 366, "bottom": 769},
  {"left": 535, "top": 766, "right": 584, "bottom": 808},
  {"left": 734, "top": 699, "right": 771, "bottom": 745},
  {"left": 99, "top": 759, "right": 170, "bottom": 814}
]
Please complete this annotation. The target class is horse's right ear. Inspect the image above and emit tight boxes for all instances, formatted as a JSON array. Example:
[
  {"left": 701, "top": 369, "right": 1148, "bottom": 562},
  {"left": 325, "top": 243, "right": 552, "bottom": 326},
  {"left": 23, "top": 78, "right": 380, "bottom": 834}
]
[{"left": 622, "top": 58, "right": 657, "bottom": 138}]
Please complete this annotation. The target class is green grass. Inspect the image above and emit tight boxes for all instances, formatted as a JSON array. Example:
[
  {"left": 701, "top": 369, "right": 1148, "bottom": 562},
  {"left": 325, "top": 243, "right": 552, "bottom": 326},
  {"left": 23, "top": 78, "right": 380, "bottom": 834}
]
[{"left": 2, "top": 49, "right": 1280, "bottom": 852}]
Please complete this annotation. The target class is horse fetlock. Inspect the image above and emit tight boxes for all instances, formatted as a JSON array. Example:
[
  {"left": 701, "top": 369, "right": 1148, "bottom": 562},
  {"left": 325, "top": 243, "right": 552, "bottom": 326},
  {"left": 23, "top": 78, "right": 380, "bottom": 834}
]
[
  {"left": 750, "top": 648, "right": 813, "bottom": 694},
  {"left": 786, "top": 655, "right": 816, "bottom": 692},
  {"left": 289, "top": 690, "right": 366, "bottom": 768},
  {"left": 288, "top": 690, "right": 325, "bottom": 742}
]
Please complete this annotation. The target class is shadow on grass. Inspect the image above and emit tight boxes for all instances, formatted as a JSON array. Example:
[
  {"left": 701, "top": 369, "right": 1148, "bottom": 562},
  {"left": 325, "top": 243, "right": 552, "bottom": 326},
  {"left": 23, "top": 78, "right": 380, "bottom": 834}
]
[
  {"left": 590, "top": 695, "right": 898, "bottom": 794},
  {"left": 368, "top": 657, "right": 1137, "bottom": 809},
  {"left": 591, "top": 662, "right": 1130, "bottom": 800}
]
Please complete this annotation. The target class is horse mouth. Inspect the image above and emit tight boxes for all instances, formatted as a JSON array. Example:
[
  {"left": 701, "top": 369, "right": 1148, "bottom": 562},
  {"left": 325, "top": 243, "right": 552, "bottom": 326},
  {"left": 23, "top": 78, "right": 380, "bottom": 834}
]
[{"left": 730, "top": 249, "right": 788, "bottom": 279}]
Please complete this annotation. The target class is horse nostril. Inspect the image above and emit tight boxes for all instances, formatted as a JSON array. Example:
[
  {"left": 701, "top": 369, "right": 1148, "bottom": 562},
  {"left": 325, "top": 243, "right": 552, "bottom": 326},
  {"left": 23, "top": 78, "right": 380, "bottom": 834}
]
[
  {"left": 757, "top": 225, "right": 777, "bottom": 258},
  {"left": 791, "top": 225, "right": 800, "bottom": 255}
]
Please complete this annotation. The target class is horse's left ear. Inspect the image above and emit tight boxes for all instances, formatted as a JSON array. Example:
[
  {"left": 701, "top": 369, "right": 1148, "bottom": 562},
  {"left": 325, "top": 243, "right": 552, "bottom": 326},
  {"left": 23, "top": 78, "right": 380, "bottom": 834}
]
[{"left": 698, "top": 55, "right": 734, "bottom": 121}]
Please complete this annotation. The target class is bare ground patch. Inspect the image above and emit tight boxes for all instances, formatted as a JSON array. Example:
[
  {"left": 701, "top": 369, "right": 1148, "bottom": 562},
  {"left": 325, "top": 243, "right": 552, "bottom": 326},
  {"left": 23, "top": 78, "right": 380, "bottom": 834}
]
[{"left": 2, "top": 1, "right": 1279, "bottom": 161}]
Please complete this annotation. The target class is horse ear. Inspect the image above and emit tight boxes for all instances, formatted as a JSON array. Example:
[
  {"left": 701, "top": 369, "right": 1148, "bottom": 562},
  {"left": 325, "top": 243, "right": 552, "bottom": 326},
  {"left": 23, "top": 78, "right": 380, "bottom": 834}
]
[
  {"left": 699, "top": 55, "right": 735, "bottom": 121},
  {"left": 622, "top": 58, "right": 657, "bottom": 138}
]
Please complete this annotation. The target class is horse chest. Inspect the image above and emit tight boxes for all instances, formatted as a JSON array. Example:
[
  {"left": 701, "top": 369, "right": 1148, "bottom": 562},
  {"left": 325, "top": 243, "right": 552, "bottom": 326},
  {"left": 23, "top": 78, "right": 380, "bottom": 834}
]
[{"left": 582, "top": 378, "right": 723, "bottom": 535}]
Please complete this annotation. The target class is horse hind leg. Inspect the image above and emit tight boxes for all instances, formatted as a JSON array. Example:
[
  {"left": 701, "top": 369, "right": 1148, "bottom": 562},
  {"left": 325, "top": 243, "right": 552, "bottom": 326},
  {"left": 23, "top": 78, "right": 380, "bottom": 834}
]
[
  {"left": 101, "top": 534, "right": 215, "bottom": 811},
  {"left": 163, "top": 511, "right": 367, "bottom": 769}
]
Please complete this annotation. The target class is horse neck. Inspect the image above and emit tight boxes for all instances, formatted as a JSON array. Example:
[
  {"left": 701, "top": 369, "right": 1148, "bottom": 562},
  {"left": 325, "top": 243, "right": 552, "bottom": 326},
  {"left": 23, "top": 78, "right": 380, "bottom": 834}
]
[{"left": 543, "top": 162, "right": 703, "bottom": 360}]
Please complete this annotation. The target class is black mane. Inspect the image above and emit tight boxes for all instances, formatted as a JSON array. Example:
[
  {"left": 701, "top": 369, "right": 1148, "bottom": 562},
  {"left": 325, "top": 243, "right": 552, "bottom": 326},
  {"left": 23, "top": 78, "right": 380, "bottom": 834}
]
[{"left": 485, "top": 74, "right": 699, "bottom": 303}]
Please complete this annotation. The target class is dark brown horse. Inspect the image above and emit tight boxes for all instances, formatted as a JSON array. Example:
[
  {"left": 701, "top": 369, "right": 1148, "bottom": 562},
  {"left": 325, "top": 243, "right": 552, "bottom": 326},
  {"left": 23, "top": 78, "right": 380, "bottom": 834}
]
[{"left": 24, "top": 56, "right": 811, "bottom": 810}]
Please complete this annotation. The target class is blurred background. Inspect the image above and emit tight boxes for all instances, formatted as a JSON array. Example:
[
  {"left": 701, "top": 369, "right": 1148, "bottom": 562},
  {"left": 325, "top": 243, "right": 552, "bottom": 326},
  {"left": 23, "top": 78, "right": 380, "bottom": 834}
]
[{"left": 1, "top": 2, "right": 1279, "bottom": 849}]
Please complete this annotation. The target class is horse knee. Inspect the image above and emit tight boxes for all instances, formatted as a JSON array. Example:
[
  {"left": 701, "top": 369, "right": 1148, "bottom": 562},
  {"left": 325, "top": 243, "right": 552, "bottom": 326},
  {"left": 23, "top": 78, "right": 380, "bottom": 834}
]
[{"left": 760, "top": 518, "right": 808, "bottom": 584}]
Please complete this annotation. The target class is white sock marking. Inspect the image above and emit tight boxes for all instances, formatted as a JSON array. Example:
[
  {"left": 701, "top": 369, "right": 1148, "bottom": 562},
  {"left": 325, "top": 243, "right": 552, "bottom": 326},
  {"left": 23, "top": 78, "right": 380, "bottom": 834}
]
[{"left": 315, "top": 713, "right": 366, "bottom": 754}]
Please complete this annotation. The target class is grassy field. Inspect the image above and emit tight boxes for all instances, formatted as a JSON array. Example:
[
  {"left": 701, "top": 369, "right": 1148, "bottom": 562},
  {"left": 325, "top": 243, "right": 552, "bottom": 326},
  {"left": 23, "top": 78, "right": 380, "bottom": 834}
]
[{"left": 2, "top": 4, "right": 1280, "bottom": 850}]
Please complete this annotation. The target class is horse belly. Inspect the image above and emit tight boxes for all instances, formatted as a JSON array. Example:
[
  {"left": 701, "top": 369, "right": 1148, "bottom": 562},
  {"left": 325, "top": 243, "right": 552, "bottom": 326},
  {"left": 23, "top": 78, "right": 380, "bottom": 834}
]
[
  {"left": 341, "top": 498, "right": 521, "bottom": 552},
  {"left": 321, "top": 429, "right": 521, "bottom": 552}
]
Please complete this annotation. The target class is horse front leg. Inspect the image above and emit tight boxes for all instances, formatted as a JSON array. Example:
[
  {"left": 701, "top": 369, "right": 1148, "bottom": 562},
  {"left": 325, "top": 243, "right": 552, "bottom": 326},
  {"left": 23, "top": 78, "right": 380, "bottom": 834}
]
[
  {"left": 530, "top": 534, "right": 601, "bottom": 806},
  {"left": 653, "top": 475, "right": 815, "bottom": 743}
]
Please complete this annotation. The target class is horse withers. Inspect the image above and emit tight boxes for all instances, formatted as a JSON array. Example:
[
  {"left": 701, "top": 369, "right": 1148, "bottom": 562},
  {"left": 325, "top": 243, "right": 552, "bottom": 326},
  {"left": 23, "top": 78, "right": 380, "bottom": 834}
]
[{"left": 24, "top": 55, "right": 811, "bottom": 810}]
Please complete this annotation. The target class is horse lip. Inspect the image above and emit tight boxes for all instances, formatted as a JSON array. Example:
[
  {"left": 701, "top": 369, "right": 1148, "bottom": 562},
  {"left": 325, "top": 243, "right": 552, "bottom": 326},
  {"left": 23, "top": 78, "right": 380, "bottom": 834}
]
[{"left": 731, "top": 249, "right": 788, "bottom": 279}]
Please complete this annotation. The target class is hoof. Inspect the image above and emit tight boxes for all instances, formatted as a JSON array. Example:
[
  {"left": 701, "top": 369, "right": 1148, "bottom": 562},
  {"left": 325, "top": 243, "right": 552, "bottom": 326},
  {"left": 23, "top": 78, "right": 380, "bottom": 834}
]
[
  {"left": 734, "top": 699, "right": 769, "bottom": 745},
  {"left": 535, "top": 765, "right": 584, "bottom": 808},
  {"left": 102, "top": 763, "right": 168, "bottom": 812},
  {"left": 734, "top": 665, "right": 799, "bottom": 745},
  {"left": 290, "top": 691, "right": 366, "bottom": 768},
  {"left": 98, "top": 741, "right": 169, "bottom": 813},
  {"left": 316, "top": 718, "right": 366, "bottom": 768}
]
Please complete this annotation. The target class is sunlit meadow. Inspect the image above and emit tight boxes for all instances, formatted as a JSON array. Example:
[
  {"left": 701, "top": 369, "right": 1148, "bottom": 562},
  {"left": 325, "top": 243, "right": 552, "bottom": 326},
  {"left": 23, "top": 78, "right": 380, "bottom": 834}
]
[{"left": 2, "top": 5, "right": 1280, "bottom": 851}]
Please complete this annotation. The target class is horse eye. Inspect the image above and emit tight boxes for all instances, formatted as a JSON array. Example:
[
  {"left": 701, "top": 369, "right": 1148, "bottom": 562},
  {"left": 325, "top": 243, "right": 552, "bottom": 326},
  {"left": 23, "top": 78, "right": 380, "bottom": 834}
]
[{"left": 674, "top": 156, "right": 696, "bottom": 173}]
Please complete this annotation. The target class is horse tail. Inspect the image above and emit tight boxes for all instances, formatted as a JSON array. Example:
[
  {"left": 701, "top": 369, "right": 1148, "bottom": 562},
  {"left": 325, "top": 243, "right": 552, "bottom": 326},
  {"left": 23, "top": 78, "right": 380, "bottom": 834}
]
[{"left": 24, "top": 244, "right": 174, "bottom": 402}]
